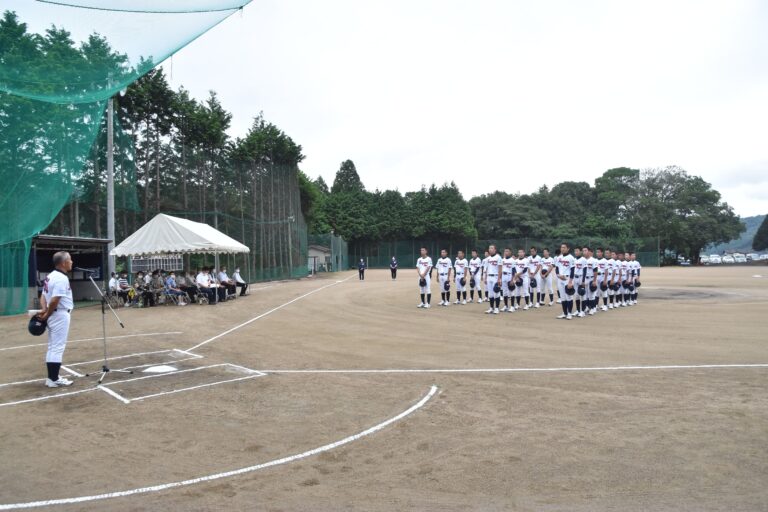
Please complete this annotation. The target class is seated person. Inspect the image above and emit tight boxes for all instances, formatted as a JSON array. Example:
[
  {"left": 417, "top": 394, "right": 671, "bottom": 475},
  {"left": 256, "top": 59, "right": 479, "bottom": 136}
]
[
  {"left": 134, "top": 272, "right": 154, "bottom": 307},
  {"left": 196, "top": 267, "right": 217, "bottom": 305},
  {"left": 108, "top": 272, "right": 118, "bottom": 293},
  {"left": 209, "top": 267, "right": 227, "bottom": 302},
  {"left": 117, "top": 271, "right": 131, "bottom": 306},
  {"left": 164, "top": 271, "right": 188, "bottom": 306},
  {"left": 176, "top": 272, "right": 198, "bottom": 302},
  {"left": 150, "top": 270, "right": 165, "bottom": 305},
  {"left": 218, "top": 266, "right": 237, "bottom": 298},
  {"left": 232, "top": 267, "right": 248, "bottom": 296}
]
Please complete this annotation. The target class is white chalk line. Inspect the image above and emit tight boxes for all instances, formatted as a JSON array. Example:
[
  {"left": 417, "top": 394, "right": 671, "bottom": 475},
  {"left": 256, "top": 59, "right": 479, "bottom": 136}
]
[
  {"left": 0, "top": 332, "right": 183, "bottom": 352},
  {"left": 0, "top": 388, "right": 97, "bottom": 408},
  {"left": 0, "top": 385, "right": 438, "bottom": 510},
  {"left": 127, "top": 374, "right": 265, "bottom": 402},
  {"left": 262, "top": 363, "right": 768, "bottom": 374},
  {"left": 97, "top": 385, "right": 130, "bottom": 404},
  {"left": 186, "top": 275, "right": 354, "bottom": 352},
  {"left": 60, "top": 366, "right": 84, "bottom": 378}
]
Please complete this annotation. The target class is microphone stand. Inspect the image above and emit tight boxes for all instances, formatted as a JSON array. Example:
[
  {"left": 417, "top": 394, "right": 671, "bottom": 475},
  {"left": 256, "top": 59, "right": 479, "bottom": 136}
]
[{"left": 79, "top": 269, "right": 133, "bottom": 384}]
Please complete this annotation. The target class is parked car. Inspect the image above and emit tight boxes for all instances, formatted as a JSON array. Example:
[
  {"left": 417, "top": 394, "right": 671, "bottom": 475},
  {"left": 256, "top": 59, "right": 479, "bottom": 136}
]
[
  {"left": 700, "top": 255, "right": 710, "bottom": 264},
  {"left": 746, "top": 253, "right": 759, "bottom": 261},
  {"left": 722, "top": 255, "right": 735, "bottom": 264},
  {"left": 709, "top": 254, "right": 722, "bottom": 264},
  {"left": 734, "top": 254, "right": 747, "bottom": 263},
  {"left": 760, "top": 254, "right": 768, "bottom": 261}
]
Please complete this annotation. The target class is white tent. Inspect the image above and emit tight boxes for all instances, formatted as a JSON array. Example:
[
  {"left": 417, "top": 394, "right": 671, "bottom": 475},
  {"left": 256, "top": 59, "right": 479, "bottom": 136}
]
[{"left": 110, "top": 214, "right": 250, "bottom": 257}]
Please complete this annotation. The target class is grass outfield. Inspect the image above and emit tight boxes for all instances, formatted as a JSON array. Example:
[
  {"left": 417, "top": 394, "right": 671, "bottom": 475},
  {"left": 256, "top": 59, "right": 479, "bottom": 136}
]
[{"left": 0, "top": 266, "right": 766, "bottom": 511}]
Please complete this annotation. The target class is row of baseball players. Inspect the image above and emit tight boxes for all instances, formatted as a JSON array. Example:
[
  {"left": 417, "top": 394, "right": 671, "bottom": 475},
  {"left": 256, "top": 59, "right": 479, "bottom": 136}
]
[{"left": 416, "top": 242, "right": 642, "bottom": 319}]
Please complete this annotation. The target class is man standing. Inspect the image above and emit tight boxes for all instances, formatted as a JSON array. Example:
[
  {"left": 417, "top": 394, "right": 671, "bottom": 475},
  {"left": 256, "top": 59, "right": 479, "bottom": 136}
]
[
  {"left": 468, "top": 250, "right": 483, "bottom": 303},
  {"left": 390, "top": 256, "right": 398, "bottom": 280},
  {"left": 358, "top": 258, "right": 366, "bottom": 280},
  {"left": 514, "top": 249, "right": 531, "bottom": 310},
  {"left": 539, "top": 248, "right": 555, "bottom": 306},
  {"left": 629, "top": 252, "right": 641, "bottom": 305},
  {"left": 573, "top": 247, "right": 586, "bottom": 317},
  {"left": 583, "top": 247, "right": 598, "bottom": 316},
  {"left": 606, "top": 250, "right": 617, "bottom": 309},
  {"left": 617, "top": 252, "right": 629, "bottom": 307},
  {"left": 484, "top": 245, "right": 502, "bottom": 314},
  {"left": 528, "top": 246, "right": 542, "bottom": 308},
  {"left": 500, "top": 248, "right": 516, "bottom": 312},
  {"left": 453, "top": 250, "right": 468, "bottom": 304},
  {"left": 479, "top": 249, "right": 491, "bottom": 303},
  {"left": 416, "top": 248, "right": 433, "bottom": 308},
  {"left": 554, "top": 243, "right": 575, "bottom": 320},
  {"left": 436, "top": 249, "right": 452, "bottom": 306},
  {"left": 595, "top": 248, "right": 609, "bottom": 311},
  {"left": 37, "top": 251, "right": 75, "bottom": 388}
]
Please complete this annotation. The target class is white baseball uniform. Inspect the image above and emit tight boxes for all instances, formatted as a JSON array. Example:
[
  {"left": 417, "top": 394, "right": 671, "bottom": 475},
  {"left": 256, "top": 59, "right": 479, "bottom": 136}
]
[
  {"left": 605, "top": 257, "right": 616, "bottom": 295},
  {"left": 480, "top": 255, "right": 490, "bottom": 293},
  {"left": 539, "top": 256, "right": 554, "bottom": 295},
  {"left": 501, "top": 256, "right": 515, "bottom": 297},
  {"left": 574, "top": 256, "right": 587, "bottom": 298},
  {"left": 596, "top": 257, "right": 608, "bottom": 297},
  {"left": 514, "top": 257, "right": 529, "bottom": 297},
  {"left": 436, "top": 257, "right": 452, "bottom": 291},
  {"left": 454, "top": 258, "right": 468, "bottom": 292},
  {"left": 584, "top": 256, "right": 597, "bottom": 301},
  {"left": 555, "top": 253, "right": 575, "bottom": 299},
  {"left": 417, "top": 256, "right": 433, "bottom": 294},
  {"left": 43, "top": 270, "right": 74, "bottom": 364},
  {"left": 527, "top": 254, "right": 542, "bottom": 291},
  {"left": 619, "top": 259, "right": 629, "bottom": 294},
  {"left": 469, "top": 257, "right": 483, "bottom": 292},
  {"left": 484, "top": 254, "right": 502, "bottom": 299}
]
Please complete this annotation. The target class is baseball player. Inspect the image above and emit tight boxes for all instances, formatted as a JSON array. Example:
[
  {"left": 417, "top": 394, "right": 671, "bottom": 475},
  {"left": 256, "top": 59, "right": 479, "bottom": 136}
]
[
  {"left": 595, "top": 248, "right": 609, "bottom": 311},
  {"left": 500, "top": 248, "right": 516, "bottom": 312},
  {"left": 606, "top": 250, "right": 617, "bottom": 309},
  {"left": 527, "top": 246, "right": 542, "bottom": 308},
  {"left": 554, "top": 242, "right": 576, "bottom": 319},
  {"left": 539, "top": 248, "right": 555, "bottom": 306},
  {"left": 623, "top": 252, "right": 634, "bottom": 306},
  {"left": 514, "top": 249, "right": 530, "bottom": 310},
  {"left": 454, "top": 250, "right": 469, "bottom": 304},
  {"left": 436, "top": 249, "right": 453, "bottom": 306},
  {"left": 390, "top": 256, "right": 398, "bottom": 280},
  {"left": 479, "top": 249, "right": 490, "bottom": 303},
  {"left": 37, "top": 251, "right": 75, "bottom": 388},
  {"left": 468, "top": 250, "right": 483, "bottom": 303},
  {"left": 416, "top": 247, "right": 433, "bottom": 308},
  {"left": 629, "top": 252, "right": 641, "bottom": 305},
  {"left": 573, "top": 247, "right": 586, "bottom": 317},
  {"left": 484, "top": 245, "right": 502, "bottom": 314},
  {"left": 582, "top": 246, "right": 598, "bottom": 316},
  {"left": 617, "top": 252, "right": 629, "bottom": 307}
]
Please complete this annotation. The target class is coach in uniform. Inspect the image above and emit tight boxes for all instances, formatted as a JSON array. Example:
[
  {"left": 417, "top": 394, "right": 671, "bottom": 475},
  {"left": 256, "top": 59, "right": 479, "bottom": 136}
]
[{"left": 38, "top": 251, "right": 75, "bottom": 388}]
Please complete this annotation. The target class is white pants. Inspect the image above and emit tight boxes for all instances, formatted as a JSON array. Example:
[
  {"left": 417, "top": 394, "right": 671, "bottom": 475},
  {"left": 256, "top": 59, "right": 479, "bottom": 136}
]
[
  {"left": 501, "top": 273, "right": 514, "bottom": 297},
  {"left": 556, "top": 276, "right": 571, "bottom": 301},
  {"left": 46, "top": 311, "right": 71, "bottom": 363},
  {"left": 474, "top": 272, "right": 484, "bottom": 293},
  {"left": 455, "top": 274, "right": 466, "bottom": 293},
  {"left": 584, "top": 276, "right": 596, "bottom": 301},
  {"left": 540, "top": 272, "right": 553, "bottom": 294},
  {"left": 485, "top": 275, "right": 500, "bottom": 299},
  {"left": 514, "top": 274, "right": 529, "bottom": 297},
  {"left": 596, "top": 275, "right": 607, "bottom": 298},
  {"left": 529, "top": 274, "right": 541, "bottom": 294},
  {"left": 438, "top": 273, "right": 450, "bottom": 293},
  {"left": 419, "top": 275, "right": 431, "bottom": 294}
]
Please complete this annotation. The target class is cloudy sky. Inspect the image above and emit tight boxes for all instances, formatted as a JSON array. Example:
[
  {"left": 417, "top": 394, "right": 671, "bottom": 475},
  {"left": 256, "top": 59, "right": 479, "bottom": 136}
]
[{"left": 158, "top": 0, "right": 766, "bottom": 216}]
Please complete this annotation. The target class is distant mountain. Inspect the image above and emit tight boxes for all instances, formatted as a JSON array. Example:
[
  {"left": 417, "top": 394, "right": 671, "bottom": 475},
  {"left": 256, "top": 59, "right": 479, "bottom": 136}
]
[{"left": 705, "top": 214, "right": 766, "bottom": 254}]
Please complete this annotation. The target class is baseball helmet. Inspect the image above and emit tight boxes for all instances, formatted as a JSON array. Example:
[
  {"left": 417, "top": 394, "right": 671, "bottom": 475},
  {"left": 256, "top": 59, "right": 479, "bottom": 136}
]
[
  {"left": 493, "top": 282, "right": 501, "bottom": 294},
  {"left": 443, "top": 281, "right": 450, "bottom": 292},
  {"left": 28, "top": 316, "right": 47, "bottom": 336},
  {"left": 469, "top": 278, "right": 475, "bottom": 289},
  {"left": 577, "top": 284, "right": 586, "bottom": 296},
  {"left": 459, "top": 277, "right": 466, "bottom": 287},
  {"left": 589, "top": 282, "right": 597, "bottom": 292},
  {"left": 529, "top": 278, "right": 537, "bottom": 289},
  {"left": 515, "top": 277, "right": 523, "bottom": 287},
  {"left": 507, "top": 280, "right": 515, "bottom": 291},
  {"left": 565, "top": 285, "right": 576, "bottom": 296},
  {"left": 419, "top": 277, "right": 426, "bottom": 287},
  {"left": 599, "top": 281, "right": 608, "bottom": 291}
]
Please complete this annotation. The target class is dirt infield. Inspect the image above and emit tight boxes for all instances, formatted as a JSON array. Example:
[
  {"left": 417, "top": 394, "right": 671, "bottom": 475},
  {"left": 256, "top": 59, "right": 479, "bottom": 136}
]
[{"left": 0, "top": 265, "right": 766, "bottom": 511}]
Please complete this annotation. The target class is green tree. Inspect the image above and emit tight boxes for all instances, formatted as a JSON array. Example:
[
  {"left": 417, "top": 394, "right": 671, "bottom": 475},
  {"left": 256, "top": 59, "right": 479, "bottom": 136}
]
[
  {"left": 314, "top": 176, "right": 329, "bottom": 194},
  {"left": 752, "top": 215, "right": 768, "bottom": 251},
  {"left": 331, "top": 159, "right": 364, "bottom": 193}
]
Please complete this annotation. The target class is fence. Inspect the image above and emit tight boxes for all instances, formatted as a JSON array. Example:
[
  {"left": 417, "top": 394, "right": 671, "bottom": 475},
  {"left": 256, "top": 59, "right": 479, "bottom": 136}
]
[
  {"left": 308, "top": 233, "right": 349, "bottom": 273},
  {"left": 349, "top": 237, "right": 660, "bottom": 269}
]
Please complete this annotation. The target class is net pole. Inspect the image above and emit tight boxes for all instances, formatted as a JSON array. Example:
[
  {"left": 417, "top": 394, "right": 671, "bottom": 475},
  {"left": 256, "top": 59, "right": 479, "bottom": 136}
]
[{"left": 106, "top": 97, "right": 116, "bottom": 276}]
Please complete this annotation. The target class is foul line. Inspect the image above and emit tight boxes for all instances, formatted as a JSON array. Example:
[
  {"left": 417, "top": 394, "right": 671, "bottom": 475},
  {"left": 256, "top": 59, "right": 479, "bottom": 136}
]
[
  {"left": 0, "top": 332, "right": 182, "bottom": 352},
  {"left": 186, "top": 276, "right": 354, "bottom": 352},
  {"left": 0, "top": 385, "right": 438, "bottom": 510},
  {"left": 262, "top": 363, "right": 768, "bottom": 374}
]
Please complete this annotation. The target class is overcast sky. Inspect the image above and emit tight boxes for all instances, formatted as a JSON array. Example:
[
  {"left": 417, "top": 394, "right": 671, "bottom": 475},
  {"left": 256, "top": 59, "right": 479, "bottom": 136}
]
[{"left": 158, "top": 0, "right": 767, "bottom": 216}]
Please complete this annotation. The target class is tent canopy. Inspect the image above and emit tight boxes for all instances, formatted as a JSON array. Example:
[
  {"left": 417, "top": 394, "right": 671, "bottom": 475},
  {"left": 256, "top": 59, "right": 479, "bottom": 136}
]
[{"left": 111, "top": 214, "right": 250, "bottom": 257}]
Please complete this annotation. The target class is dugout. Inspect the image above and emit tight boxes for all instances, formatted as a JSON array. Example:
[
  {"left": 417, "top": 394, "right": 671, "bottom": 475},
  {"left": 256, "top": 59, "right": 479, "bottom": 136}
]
[{"left": 30, "top": 235, "right": 112, "bottom": 306}]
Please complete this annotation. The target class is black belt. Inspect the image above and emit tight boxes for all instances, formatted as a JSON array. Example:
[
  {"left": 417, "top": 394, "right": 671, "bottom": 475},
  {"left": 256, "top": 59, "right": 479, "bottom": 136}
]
[{"left": 55, "top": 308, "right": 71, "bottom": 313}]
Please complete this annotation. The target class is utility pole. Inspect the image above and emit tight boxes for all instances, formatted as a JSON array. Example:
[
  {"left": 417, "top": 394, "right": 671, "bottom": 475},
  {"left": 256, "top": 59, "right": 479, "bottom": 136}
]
[
  {"left": 107, "top": 96, "right": 116, "bottom": 276},
  {"left": 287, "top": 214, "right": 295, "bottom": 273}
]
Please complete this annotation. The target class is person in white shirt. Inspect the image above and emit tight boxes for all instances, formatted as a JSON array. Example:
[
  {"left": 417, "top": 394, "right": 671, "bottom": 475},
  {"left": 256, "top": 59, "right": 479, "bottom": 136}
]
[
  {"left": 539, "top": 248, "right": 555, "bottom": 306},
  {"left": 218, "top": 266, "right": 237, "bottom": 299},
  {"left": 416, "top": 247, "right": 433, "bottom": 308},
  {"left": 479, "top": 249, "right": 490, "bottom": 303},
  {"left": 436, "top": 249, "right": 453, "bottom": 306},
  {"left": 527, "top": 246, "right": 542, "bottom": 308},
  {"left": 617, "top": 252, "right": 629, "bottom": 307},
  {"left": 554, "top": 242, "right": 576, "bottom": 320},
  {"left": 606, "top": 250, "right": 617, "bottom": 309},
  {"left": 232, "top": 267, "right": 248, "bottom": 296},
  {"left": 467, "top": 250, "right": 483, "bottom": 303},
  {"left": 582, "top": 246, "right": 598, "bottom": 316},
  {"left": 196, "top": 267, "right": 217, "bottom": 305},
  {"left": 514, "top": 249, "right": 531, "bottom": 310},
  {"left": 37, "top": 251, "right": 75, "bottom": 388},
  {"left": 595, "top": 248, "right": 609, "bottom": 311},
  {"left": 629, "top": 253, "right": 641, "bottom": 305},
  {"left": 108, "top": 272, "right": 118, "bottom": 292},
  {"left": 453, "top": 250, "right": 469, "bottom": 304},
  {"left": 484, "top": 245, "right": 502, "bottom": 314},
  {"left": 572, "top": 247, "right": 586, "bottom": 316},
  {"left": 500, "top": 248, "right": 516, "bottom": 312}
]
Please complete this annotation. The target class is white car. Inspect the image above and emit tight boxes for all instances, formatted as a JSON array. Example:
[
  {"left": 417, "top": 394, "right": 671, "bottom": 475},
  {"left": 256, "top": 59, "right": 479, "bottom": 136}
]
[
  {"left": 760, "top": 254, "right": 768, "bottom": 261},
  {"left": 722, "top": 255, "right": 735, "bottom": 264},
  {"left": 709, "top": 255, "right": 722, "bottom": 264},
  {"left": 700, "top": 255, "right": 710, "bottom": 264},
  {"left": 746, "top": 253, "right": 759, "bottom": 261},
  {"left": 734, "top": 255, "right": 747, "bottom": 263}
]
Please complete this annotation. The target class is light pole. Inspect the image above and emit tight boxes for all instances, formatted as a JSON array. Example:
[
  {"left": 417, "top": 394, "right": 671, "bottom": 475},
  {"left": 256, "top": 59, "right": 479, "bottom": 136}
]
[
  {"left": 106, "top": 96, "right": 115, "bottom": 276},
  {"left": 287, "top": 214, "right": 295, "bottom": 272}
]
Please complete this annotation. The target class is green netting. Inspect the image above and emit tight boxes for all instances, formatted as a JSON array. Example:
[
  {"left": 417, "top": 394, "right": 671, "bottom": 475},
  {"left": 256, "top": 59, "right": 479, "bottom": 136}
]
[
  {"left": 0, "top": 1, "right": 251, "bottom": 315},
  {"left": 309, "top": 233, "right": 349, "bottom": 272},
  {"left": 349, "top": 237, "right": 661, "bottom": 269}
]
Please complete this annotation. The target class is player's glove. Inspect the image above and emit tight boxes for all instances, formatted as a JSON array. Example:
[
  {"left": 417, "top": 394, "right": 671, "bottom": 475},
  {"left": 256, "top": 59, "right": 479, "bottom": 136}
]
[
  {"left": 577, "top": 284, "right": 586, "bottom": 296},
  {"left": 507, "top": 280, "right": 515, "bottom": 291},
  {"left": 565, "top": 284, "right": 576, "bottom": 296},
  {"left": 459, "top": 277, "right": 466, "bottom": 287},
  {"left": 493, "top": 282, "right": 501, "bottom": 294},
  {"left": 515, "top": 277, "right": 523, "bottom": 287},
  {"left": 589, "top": 282, "right": 597, "bottom": 292},
  {"left": 599, "top": 281, "right": 608, "bottom": 291},
  {"left": 419, "top": 277, "right": 426, "bottom": 287},
  {"left": 529, "top": 278, "right": 537, "bottom": 289},
  {"left": 634, "top": 280, "right": 641, "bottom": 288},
  {"left": 443, "top": 281, "right": 450, "bottom": 292}
]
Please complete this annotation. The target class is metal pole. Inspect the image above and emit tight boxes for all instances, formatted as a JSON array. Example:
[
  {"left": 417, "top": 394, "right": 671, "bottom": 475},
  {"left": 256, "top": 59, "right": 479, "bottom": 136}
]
[{"left": 106, "top": 97, "right": 115, "bottom": 275}]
